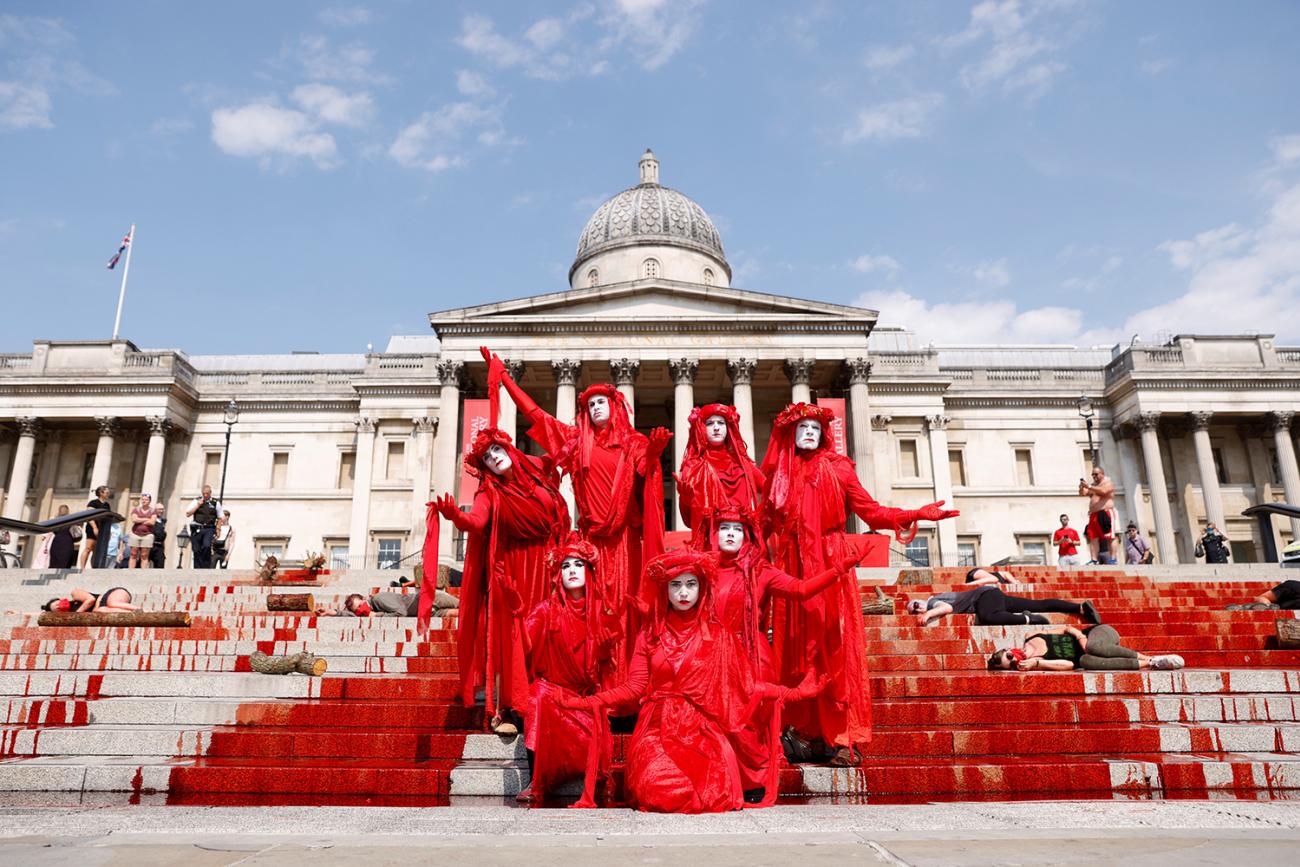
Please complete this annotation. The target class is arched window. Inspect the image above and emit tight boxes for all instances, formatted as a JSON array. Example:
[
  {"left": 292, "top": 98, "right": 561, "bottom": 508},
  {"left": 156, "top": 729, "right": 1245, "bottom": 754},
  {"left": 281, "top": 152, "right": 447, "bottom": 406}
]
[
  {"left": 642, "top": 258, "right": 660, "bottom": 279},
  {"left": 587, "top": 268, "right": 599, "bottom": 287},
  {"left": 702, "top": 268, "right": 714, "bottom": 286}
]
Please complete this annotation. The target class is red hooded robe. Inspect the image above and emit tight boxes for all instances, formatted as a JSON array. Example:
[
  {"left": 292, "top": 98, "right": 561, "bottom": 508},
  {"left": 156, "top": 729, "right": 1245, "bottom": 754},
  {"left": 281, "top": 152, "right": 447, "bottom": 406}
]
[{"left": 676, "top": 403, "right": 765, "bottom": 548}]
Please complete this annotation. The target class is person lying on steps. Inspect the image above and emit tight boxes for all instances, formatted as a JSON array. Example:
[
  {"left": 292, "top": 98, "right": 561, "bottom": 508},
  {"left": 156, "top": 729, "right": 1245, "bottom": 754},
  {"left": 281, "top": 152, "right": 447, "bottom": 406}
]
[
  {"left": 907, "top": 585, "right": 1099, "bottom": 627},
  {"left": 987, "top": 624, "right": 1184, "bottom": 672},
  {"left": 316, "top": 589, "right": 457, "bottom": 617}
]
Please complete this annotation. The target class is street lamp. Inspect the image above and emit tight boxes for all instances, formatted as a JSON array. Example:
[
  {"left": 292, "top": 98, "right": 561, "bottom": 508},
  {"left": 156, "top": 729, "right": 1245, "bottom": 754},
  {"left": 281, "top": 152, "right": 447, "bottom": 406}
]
[
  {"left": 176, "top": 524, "right": 191, "bottom": 568},
  {"left": 218, "top": 399, "right": 239, "bottom": 506},
  {"left": 1077, "top": 395, "right": 1097, "bottom": 468}
]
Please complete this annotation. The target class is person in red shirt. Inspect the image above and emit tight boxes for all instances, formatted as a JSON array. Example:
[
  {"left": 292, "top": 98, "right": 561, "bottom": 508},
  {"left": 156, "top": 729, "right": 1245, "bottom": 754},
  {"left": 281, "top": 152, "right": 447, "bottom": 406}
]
[{"left": 1053, "top": 514, "right": 1082, "bottom": 567}]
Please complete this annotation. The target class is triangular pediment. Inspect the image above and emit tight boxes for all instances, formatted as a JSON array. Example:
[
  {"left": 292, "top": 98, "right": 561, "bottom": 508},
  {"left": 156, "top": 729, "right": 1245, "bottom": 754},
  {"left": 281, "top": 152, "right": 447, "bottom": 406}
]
[{"left": 430, "top": 279, "right": 877, "bottom": 334}]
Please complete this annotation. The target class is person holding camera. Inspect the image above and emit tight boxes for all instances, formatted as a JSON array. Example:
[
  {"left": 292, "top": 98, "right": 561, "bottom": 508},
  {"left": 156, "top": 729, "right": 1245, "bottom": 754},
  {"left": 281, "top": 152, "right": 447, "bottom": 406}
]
[
  {"left": 1195, "top": 522, "right": 1230, "bottom": 564},
  {"left": 1078, "top": 465, "right": 1117, "bottom": 565},
  {"left": 184, "top": 485, "right": 222, "bottom": 569}
]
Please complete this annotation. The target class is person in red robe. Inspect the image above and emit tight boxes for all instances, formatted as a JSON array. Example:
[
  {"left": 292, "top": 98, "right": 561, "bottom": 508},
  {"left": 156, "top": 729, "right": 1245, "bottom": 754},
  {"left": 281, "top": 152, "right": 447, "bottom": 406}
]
[
  {"left": 760, "top": 402, "right": 959, "bottom": 766},
  {"left": 433, "top": 426, "right": 570, "bottom": 734},
  {"left": 707, "top": 509, "right": 870, "bottom": 795},
  {"left": 519, "top": 533, "right": 621, "bottom": 805},
  {"left": 676, "top": 403, "right": 765, "bottom": 548},
  {"left": 484, "top": 346, "right": 670, "bottom": 677}
]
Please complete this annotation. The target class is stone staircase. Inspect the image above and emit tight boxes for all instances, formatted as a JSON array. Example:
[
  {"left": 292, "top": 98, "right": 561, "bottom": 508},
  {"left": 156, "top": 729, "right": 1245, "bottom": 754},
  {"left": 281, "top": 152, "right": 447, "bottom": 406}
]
[{"left": 0, "top": 566, "right": 1297, "bottom": 805}]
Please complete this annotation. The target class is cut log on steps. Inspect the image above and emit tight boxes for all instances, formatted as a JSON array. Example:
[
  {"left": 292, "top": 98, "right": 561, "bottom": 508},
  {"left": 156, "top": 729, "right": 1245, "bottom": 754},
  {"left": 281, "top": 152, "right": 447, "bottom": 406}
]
[
  {"left": 249, "top": 650, "right": 328, "bottom": 676},
  {"left": 1277, "top": 619, "right": 1300, "bottom": 650},
  {"left": 37, "top": 611, "right": 190, "bottom": 628},
  {"left": 266, "top": 593, "right": 315, "bottom": 612}
]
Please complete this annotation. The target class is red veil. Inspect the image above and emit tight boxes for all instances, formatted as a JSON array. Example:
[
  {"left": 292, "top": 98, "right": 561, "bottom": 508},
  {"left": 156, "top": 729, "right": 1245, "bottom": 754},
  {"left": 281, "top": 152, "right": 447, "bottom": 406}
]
[
  {"left": 677, "top": 403, "right": 765, "bottom": 546},
  {"left": 456, "top": 427, "right": 570, "bottom": 716}
]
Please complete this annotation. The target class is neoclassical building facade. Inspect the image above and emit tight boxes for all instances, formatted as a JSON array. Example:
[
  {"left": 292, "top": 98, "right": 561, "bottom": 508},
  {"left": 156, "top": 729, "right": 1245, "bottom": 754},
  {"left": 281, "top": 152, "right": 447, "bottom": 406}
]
[{"left": 3, "top": 152, "right": 1299, "bottom": 569}]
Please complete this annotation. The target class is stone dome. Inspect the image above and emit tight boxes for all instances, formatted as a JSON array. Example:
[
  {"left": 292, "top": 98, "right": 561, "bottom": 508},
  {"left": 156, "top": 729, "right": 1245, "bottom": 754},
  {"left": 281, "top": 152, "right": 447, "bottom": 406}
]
[{"left": 570, "top": 150, "right": 730, "bottom": 284}]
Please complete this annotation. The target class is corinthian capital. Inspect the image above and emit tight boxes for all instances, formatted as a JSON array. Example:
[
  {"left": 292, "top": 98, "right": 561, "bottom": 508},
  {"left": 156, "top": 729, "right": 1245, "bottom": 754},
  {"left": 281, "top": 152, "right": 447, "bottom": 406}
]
[
  {"left": 94, "top": 416, "right": 120, "bottom": 438},
  {"left": 1270, "top": 410, "right": 1295, "bottom": 433},
  {"left": 844, "top": 357, "right": 872, "bottom": 386},
  {"left": 552, "top": 358, "right": 581, "bottom": 387},
  {"left": 15, "top": 416, "right": 42, "bottom": 438},
  {"left": 726, "top": 358, "right": 756, "bottom": 386},
  {"left": 1189, "top": 411, "right": 1213, "bottom": 431},
  {"left": 668, "top": 358, "right": 699, "bottom": 386},
  {"left": 1137, "top": 412, "right": 1162, "bottom": 433},
  {"left": 610, "top": 357, "right": 640, "bottom": 387},
  {"left": 412, "top": 416, "right": 438, "bottom": 434},
  {"left": 926, "top": 414, "right": 950, "bottom": 431},
  {"left": 784, "top": 358, "right": 815, "bottom": 387},
  {"left": 435, "top": 359, "right": 464, "bottom": 389},
  {"left": 356, "top": 416, "right": 377, "bottom": 435}
]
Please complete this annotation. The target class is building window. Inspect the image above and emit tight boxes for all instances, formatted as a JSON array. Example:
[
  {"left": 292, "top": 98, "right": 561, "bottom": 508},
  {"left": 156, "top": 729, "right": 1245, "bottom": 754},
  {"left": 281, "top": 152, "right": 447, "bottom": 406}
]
[
  {"left": 957, "top": 537, "right": 979, "bottom": 567},
  {"left": 904, "top": 535, "right": 931, "bottom": 567},
  {"left": 80, "top": 453, "right": 96, "bottom": 489},
  {"left": 270, "top": 451, "right": 289, "bottom": 489},
  {"left": 1019, "top": 535, "right": 1049, "bottom": 564},
  {"left": 948, "top": 448, "right": 967, "bottom": 486},
  {"left": 1211, "top": 447, "right": 1228, "bottom": 484},
  {"left": 376, "top": 538, "right": 403, "bottom": 570},
  {"left": 326, "top": 542, "right": 350, "bottom": 571},
  {"left": 642, "top": 258, "right": 660, "bottom": 279},
  {"left": 256, "top": 539, "right": 288, "bottom": 562},
  {"left": 385, "top": 441, "right": 405, "bottom": 480},
  {"left": 898, "top": 439, "right": 920, "bottom": 478},
  {"left": 203, "top": 452, "right": 222, "bottom": 488},
  {"left": 1269, "top": 448, "right": 1282, "bottom": 485},
  {"left": 338, "top": 451, "right": 356, "bottom": 489},
  {"left": 702, "top": 268, "right": 714, "bottom": 286},
  {"left": 1014, "top": 447, "right": 1035, "bottom": 487},
  {"left": 587, "top": 268, "right": 599, "bottom": 287}
]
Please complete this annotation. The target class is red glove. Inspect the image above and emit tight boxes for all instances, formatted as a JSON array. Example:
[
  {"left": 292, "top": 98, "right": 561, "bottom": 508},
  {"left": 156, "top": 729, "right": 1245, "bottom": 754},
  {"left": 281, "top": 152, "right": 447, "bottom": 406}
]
[
  {"left": 432, "top": 493, "right": 460, "bottom": 522},
  {"left": 835, "top": 541, "right": 871, "bottom": 572},
  {"left": 646, "top": 427, "right": 672, "bottom": 457},
  {"left": 906, "top": 500, "right": 960, "bottom": 523}
]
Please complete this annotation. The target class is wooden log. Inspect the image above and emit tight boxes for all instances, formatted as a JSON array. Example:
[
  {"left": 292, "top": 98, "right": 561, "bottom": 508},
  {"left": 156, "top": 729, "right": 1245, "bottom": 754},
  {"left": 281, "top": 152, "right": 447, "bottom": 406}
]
[
  {"left": 860, "top": 586, "right": 894, "bottom": 616},
  {"left": 266, "top": 593, "right": 315, "bottom": 612},
  {"left": 37, "top": 611, "right": 190, "bottom": 628},
  {"left": 1277, "top": 619, "right": 1300, "bottom": 650},
  {"left": 896, "top": 568, "right": 933, "bottom": 586},
  {"left": 249, "top": 650, "right": 328, "bottom": 676}
]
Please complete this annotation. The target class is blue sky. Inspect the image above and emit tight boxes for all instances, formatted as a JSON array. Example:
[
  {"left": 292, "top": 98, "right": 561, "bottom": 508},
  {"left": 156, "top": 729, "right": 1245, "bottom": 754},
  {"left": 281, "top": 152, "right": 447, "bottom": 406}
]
[{"left": 3, "top": 0, "right": 1299, "bottom": 354}]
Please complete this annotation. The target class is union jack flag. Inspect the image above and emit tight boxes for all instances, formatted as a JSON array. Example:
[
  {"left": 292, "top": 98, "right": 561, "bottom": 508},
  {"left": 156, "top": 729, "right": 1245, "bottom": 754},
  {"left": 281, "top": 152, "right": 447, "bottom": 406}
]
[{"left": 106, "top": 228, "right": 132, "bottom": 269}]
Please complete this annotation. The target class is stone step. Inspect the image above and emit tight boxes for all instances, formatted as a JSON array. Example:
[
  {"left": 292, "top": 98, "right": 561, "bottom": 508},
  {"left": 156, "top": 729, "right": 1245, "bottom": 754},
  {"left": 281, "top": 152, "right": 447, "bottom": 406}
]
[
  {"left": 0, "top": 654, "right": 457, "bottom": 674},
  {"left": 2, "top": 696, "right": 483, "bottom": 728}
]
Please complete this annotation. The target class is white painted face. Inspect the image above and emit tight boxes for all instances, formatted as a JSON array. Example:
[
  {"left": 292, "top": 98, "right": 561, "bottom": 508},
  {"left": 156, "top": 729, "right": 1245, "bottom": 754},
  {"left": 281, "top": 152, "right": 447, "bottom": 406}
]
[
  {"left": 667, "top": 573, "right": 700, "bottom": 611},
  {"left": 795, "top": 419, "right": 823, "bottom": 451},
  {"left": 716, "top": 521, "right": 746, "bottom": 554},
  {"left": 483, "top": 444, "right": 513, "bottom": 475},
  {"left": 587, "top": 395, "right": 611, "bottom": 427},
  {"left": 560, "top": 557, "right": 586, "bottom": 591},
  {"left": 704, "top": 414, "right": 728, "bottom": 445}
]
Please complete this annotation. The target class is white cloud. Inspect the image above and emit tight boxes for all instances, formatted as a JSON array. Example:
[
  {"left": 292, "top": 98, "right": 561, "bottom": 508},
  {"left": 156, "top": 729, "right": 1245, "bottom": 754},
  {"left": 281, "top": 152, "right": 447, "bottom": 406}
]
[
  {"left": 855, "top": 288, "right": 1103, "bottom": 344},
  {"left": 850, "top": 254, "right": 902, "bottom": 274},
  {"left": 388, "top": 101, "right": 505, "bottom": 172},
  {"left": 0, "top": 81, "right": 52, "bottom": 130},
  {"left": 969, "top": 257, "right": 1011, "bottom": 287},
  {"left": 289, "top": 34, "right": 389, "bottom": 84},
  {"left": 863, "top": 43, "right": 914, "bottom": 70},
  {"left": 842, "top": 93, "right": 943, "bottom": 144},
  {"left": 1272, "top": 135, "right": 1300, "bottom": 166},
  {"left": 599, "top": 0, "right": 705, "bottom": 71},
  {"left": 525, "top": 18, "right": 565, "bottom": 51},
  {"left": 1140, "top": 57, "right": 1175, "bottom": 76},
  {"left": 456, "top": 69, "right": 495, "bottom": 98},
  {"left": 318, "top": 6, "right": 371, "bottom": 27},
  {"left": 290, "top": 83, "right": 374, "bottom": 127},
  {"left": 1158, "top": 224, "right": 1249, "bottom": 270},
  {"left": 943, "top": 0, "right": 1076, "bottom": 99},
  {"left": 211, "top": 103, "right": 339, "bottom": 169}
]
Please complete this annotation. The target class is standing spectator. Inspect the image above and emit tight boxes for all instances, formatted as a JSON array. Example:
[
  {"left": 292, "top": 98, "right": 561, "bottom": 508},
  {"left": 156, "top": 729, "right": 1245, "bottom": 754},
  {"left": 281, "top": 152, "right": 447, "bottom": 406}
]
[
  {"left": 1078, "top": 465, "right": 1117, "bottom": 564},
  {"left": 184, "top": 485, "right": 221, "bottom": 569},
  {"left": 1053, "top": 514, "right": 1082, "bottom": 567},
  {"left": 1124, "top": 522, "right": 1154, "bottom": 565},
  {"left": 149, "top": 516, "right": 168, "bottom": 569},
  {"left": 1195, "top": 522, "right": 1230, "bottom": 564},
  {"left": 213, "top": 510, "right": 235, "bottom": 569},
  {"left": 49, "top": 505, "right": 79, "bottom": 569},
  {"left": 79, "top": 485, "right": 113, "bottom": 569},
  {"left": 105, "top": 521, "right": 128, "bottom": 569},
  {"left": 127, "top": 493, "right": 162, "bottom": 569}
]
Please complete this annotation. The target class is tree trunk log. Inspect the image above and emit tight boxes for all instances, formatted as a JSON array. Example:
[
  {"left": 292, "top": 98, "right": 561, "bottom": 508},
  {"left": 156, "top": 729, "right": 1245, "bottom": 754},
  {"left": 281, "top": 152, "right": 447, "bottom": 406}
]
[
  {"left": 266, "top": 594, "right": 314, "bottom": 611},
  {"left": 249, "top": 650, "right": 328, "bottom": 676},
  {"left": 37, "top": 611, "right": 190, "bottom": 628},
  {"left": 1277, "top": 619, "right": 1300, "bottom": 650}
]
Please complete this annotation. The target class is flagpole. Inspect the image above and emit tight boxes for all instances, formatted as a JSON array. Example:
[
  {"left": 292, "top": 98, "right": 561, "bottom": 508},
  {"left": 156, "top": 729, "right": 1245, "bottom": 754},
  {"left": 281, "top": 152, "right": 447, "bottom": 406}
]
[{"left": 111, "top": 224, "right": 135, "bottom": 340}]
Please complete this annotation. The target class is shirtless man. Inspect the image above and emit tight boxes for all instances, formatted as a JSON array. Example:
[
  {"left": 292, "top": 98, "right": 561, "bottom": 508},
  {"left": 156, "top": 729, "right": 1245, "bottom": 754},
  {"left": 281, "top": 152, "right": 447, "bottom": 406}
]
[{"left": 1079, "top": 465, "right": 1116, "bottom": 564}]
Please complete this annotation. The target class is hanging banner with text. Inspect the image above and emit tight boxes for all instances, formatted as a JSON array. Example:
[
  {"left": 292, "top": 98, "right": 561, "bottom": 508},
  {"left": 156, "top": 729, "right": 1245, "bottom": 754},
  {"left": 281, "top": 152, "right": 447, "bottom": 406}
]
[
  {"left": 458, "top": 399, "right": 492, "bottom": 506},
  {"left": 816, "top": 397, "right": 848, "bottom": 456}
]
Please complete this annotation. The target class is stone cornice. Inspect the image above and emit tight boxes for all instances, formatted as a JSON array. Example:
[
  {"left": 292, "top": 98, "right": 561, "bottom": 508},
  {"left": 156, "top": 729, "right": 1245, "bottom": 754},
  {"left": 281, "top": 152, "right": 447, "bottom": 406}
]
[{"left": 194, "top": 400, "right": 358, "bottom": 413}]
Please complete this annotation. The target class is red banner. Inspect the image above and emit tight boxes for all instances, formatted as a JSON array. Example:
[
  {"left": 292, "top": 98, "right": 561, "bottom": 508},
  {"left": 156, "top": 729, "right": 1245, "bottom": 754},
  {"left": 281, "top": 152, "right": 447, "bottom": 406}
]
[
  {"left": 458, "top": 398, "right": 491, "bottom": 506},
  {"left": 817, "top": 397, "right": 848, "bottom": 455}
]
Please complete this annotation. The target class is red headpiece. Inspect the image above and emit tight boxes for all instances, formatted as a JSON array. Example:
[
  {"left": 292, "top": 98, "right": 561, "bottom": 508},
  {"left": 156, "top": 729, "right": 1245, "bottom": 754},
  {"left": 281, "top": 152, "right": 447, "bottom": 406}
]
[
  {"left": 545, "top": 532, "right": 599, "bottom": 577},
  {"left": 761, "top": 402, "right": 837, "bottom": 513},
  {"left": 639, "top": 548, "right": 720, "bottom": 638},
  {"left": 684, "top": 403, "right": 751, "bottom": 459}
]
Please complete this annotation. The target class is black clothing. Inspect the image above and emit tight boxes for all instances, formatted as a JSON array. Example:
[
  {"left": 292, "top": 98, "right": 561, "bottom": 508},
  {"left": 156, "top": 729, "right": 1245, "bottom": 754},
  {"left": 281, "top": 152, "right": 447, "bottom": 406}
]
[
  {"left": 1201, "top": 530, "right": 1230, "bottom": 564},
  {"left": 972, "top": 587, "right": 1084, "bottom": 626},
  {"left": 193, "top": 525, "right": 216, "bottom": 569},
  {"left": 191, "top": 499, "right": 219, "bottom": 527},
  {"left": 966, "top": 569, "right": 1011, "bottom": 584},
  {"left": 1273, "top": 580, "right": 1300, "bottom": 610},
  {"left": 49, "top": 528, "right": 76, "bottom": 569},
  {"left": 85, "top": 499, "right": 110, "bottom": 539},
  {"left": 1029, "top": 631, "right": 1085, "bottom": 664},
  {"left": 94, "top": 587, "right": 129, "bottom": 610}
]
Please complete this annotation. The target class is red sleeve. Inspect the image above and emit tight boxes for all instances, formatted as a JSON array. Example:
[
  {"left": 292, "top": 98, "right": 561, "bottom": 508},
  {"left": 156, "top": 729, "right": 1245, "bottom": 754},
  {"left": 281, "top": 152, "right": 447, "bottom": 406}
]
[
  {"left": 762, "top": 561, "right": 842, "bottom": 601},
  {"left": 527, "top": 413, "right": 577, "bottom": 458},
  {"left": 451, "top": 488, "right": 492, "bottom": 533},
  {"left": 593, "top": 632, "right": 651, "bottom": 707},
  {"left": 839, "top": 459, "right": 910, "bottom": 532}
]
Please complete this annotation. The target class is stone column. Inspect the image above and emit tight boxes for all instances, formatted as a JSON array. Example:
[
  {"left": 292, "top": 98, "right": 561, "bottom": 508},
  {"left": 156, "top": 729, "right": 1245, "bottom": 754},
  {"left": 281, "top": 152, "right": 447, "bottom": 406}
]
[
  {"left": 1113, "top": 428, "right": 1146, "bottom": 534},
  {"left": 784, "top": 359, "right": 814, "bottom": 405},
  {"left": 1242, "top": 423, "right": 1283, "bottom": 556},
  {"left": 1270, "top": 411, "right": 1300, "bottom": 539},
  {"left": 669, "top": 358, "right": 699, "bottom": 531},
  {"left": 553, "top": 359, "right": 581, "bottom": 527},
  {"left": 845, "top": 357, "right": 873, "bottom": 483},
  {"left": 433, "top": 359, "right": 465, "bottom": 560},
  {"left": 88, "top": 416, "right": 119, "bottom": 498},
  {"left": 347, "top": 417, "right": 378, "bottom": 568},
  {"left": 2, "top": 419, "right": 40, "bottom": 545},
  {"left": 0, "top": 435, "right": 13, "bottom": 515},
  {"left": 871, "top": 414, "right": 893, "bottom": 503},
  {"left": 1137, "top": 412, "right": 1178, "bottom": 562},
  {"left": 498, "top": 360, "right": 523, "bottom": 442},
  {"left": 610, "top": 358, "right": 639, "bottom": 421},
  {"left": 726, "top": 358, "right": 757, "bottom": 452},
  {"left": 1189, "top": 411, "right": 1226, "bottom": 532},
  {"left": 141, "top": 417, "right": 171, "bottom": 501},
  {"left": 410, "top": 416, "right": 438, "bottom": 547},
  {"left": 927, "top": 414, "right": 959, "bottom": 566},
  {"left": 36, "top": 430, "right": 63, "bottom": 520}
]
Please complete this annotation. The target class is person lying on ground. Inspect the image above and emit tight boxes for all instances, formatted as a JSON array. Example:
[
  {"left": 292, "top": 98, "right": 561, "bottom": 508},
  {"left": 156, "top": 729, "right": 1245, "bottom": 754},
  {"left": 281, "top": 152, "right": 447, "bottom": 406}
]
[
  {"left": 987, "top": 624, "right": 1184, "bottom": 671},
  {"left": 964, "top": 567, "right": 1016, "bottom": 586},
  {"left": 315, "top": 589, "right": 458, "bottom": 617},
  {"left": 1225, "top": 579, "right": 1300, "bottom": 611},
  {"left": 40, "top": 587, "right": 137, "bottom": 613},
  {"left": 906, "top": 585, "right": 1100, "bottom": 627}
]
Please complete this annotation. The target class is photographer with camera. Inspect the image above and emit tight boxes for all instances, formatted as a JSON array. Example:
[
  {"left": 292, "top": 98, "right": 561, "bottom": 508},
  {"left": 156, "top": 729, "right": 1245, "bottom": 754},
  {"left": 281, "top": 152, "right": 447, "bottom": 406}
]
[
  {"left": 1078, "top": 465, "right": 1117, "bottom": 565},
  {"left": 184, "top": 485, "right": 222, "bottom": 569}
]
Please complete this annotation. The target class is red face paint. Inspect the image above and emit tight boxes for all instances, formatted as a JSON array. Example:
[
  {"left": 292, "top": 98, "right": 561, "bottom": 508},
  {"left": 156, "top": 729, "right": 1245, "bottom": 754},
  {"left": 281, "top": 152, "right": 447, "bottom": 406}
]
[{"left": 353, "top": 603, "right": 371, "bottom": 617}]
